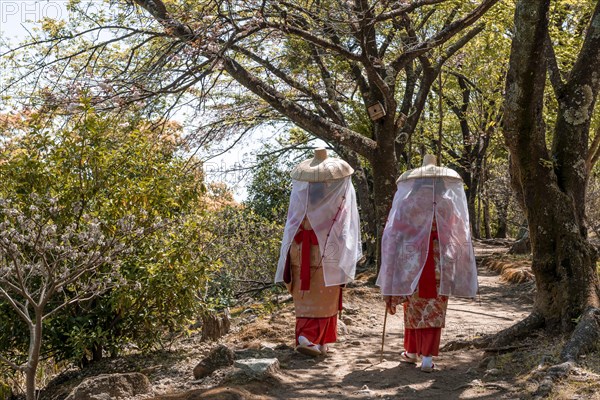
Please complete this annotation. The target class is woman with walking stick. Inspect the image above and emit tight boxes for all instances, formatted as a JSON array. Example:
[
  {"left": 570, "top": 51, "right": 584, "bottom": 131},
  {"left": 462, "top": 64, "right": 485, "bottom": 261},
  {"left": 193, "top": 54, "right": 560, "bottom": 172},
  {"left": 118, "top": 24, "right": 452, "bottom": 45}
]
[{"left": 377, "top": 154, "right": 478, "bottom": 372}]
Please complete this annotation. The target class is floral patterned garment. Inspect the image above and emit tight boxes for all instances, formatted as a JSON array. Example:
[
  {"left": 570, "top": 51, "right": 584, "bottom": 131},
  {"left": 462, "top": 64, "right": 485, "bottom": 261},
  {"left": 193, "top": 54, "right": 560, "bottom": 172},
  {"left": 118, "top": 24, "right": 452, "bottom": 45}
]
[
  {"left": 403, "top": 220, "right": 448, "bottom": 329},
  {"left": 377, "top": 176, "right": 478, "bottom": 298},
  {"left": 403, "top": 294, "right": 448, "bottom": 329}
]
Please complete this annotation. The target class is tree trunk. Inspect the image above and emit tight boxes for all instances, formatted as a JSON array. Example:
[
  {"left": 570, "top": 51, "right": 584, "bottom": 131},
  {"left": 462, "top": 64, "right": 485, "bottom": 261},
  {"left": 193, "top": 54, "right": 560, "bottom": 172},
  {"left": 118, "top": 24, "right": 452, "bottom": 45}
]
[
  {"left": 509, "top": 229, "right": 530, "bottom": 255},
  {"left": 335, "top": 146, "right": 377, "bottom": 266},
  {"left": 466, "top": 187, "right": 480, "bottom": 239},
  {"left": 527, "top": 188, "right": 599, "bottom": 330},
  {"left": 483, "top": 195, "right": 492, "bottom": 239},
  {"left": 354, "top": 169, "right": 377, "bottom": 266},
  {"left": 493, "top": 189, "right": 510, "bottom": 238},
  {"left": 494, "top": 218, "right": 508, "bottom": 238},
  {"left": 453, "top": 160, "right": 483, "bottom": 239},
  {"left": 481, "top": 158, "right": 492, "bottom": 239},
  {"left": 369, "top": 127, "right": 400, "bottom": 269},
  {"left": 92, "top": 343, "right": 103, "bottom": 363},
  {"left": 201, "top": 310, "right": 231, "bottom": 341},
  {"left": 26, "top": 313, "right": 43, "bottom": 400},
  {"left": 503, "top": 0, "right": 600, "bottom": 337}
]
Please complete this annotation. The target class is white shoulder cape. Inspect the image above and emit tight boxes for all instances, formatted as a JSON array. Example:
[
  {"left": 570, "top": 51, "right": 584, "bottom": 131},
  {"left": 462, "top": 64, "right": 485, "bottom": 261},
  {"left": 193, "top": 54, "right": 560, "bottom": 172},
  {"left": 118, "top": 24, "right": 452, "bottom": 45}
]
[
  {"left": 376, "top": 177, "right": 477, "bottom": 297},
  {"left": 275, "top": 177, "right": 361, "bottom": 286}
]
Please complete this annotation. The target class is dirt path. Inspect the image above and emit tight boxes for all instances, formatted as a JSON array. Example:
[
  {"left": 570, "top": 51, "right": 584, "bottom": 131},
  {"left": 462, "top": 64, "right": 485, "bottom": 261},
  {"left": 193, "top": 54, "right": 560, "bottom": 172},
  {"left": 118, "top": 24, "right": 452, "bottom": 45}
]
[
  {"left": 39, "top": 241, "right": 600, "bottom": 400},
  {"left": 197, "top": 244, "right": 536, "bottom": 399},
  {"left": 45, "top": 243, "right": 535, "bottom": 400},
  {"left": 240, "top": 272, "right": 531, "bottom": 399}
]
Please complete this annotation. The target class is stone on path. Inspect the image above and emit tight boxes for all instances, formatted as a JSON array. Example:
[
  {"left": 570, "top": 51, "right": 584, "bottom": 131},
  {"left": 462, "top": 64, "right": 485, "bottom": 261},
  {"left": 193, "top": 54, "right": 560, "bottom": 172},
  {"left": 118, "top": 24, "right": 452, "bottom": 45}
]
[
  {"left": 65, "top": 372, "right": 151, "bottom": 400},
  {"left": 193, "top": 344, "right": 235, "bottom": 379},
  {"left": 233, "top": 358, "right": 280, "bottom": 379}
]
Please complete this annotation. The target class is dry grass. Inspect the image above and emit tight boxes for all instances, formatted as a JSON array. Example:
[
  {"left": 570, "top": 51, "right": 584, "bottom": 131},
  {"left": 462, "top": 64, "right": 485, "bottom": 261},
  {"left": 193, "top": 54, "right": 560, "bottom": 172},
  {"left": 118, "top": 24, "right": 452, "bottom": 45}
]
[
  {"left": 233, "top": 312, "right": 293, "bottom": 345},
  {"left": 482, "top": 255, "right": 535, "bottom": 283},
  {"left": 487, "top": 334, "right": 600, "bottom": 399}
]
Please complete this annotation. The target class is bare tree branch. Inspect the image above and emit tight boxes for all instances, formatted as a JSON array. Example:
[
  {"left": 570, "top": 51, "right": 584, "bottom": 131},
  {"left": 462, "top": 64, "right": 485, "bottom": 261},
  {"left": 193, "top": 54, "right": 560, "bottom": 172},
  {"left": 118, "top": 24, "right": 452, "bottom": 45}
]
[
  {"left": 262, "top": 22, "right": 362, "bottom": 61},
  {"left": 132, "top": 0, "right": 195, "bottom": 40},
  {"left": 544, "top": 31, "right": 565, "bottom": 96},
  {"left": 310, "top": 45, "right": 346, "bottom": 125},
  {"left": 221, "top": 57, "right": 377, "bottom": 156},
  {"left": 0, "top": 353, "right": 26, "bottom": 372},
  {"left": 435, "top": 24, "right": 486, "bottom": 68},
  {"left": 231, "top": 44, "right": 341, "bottom": 121},
  {"left": 390, "top": 0, "right": 499, "bottom": 71},
  {"left": 0, "top": 288, "right": 33, "bottom": 329},
  {"left": 375, "top": 0, "right": 450, "bottom": 22}
]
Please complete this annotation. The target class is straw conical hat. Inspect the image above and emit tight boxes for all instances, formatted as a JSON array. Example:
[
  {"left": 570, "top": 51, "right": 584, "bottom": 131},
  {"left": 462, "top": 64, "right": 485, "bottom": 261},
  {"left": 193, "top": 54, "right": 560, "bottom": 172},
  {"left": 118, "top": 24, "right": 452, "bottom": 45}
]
[
  {"left": 291, "top": 148, "right": 354, "bottom": 182},
  {"left": 396, "top": 154, "right": 462, "bottom": 183}
]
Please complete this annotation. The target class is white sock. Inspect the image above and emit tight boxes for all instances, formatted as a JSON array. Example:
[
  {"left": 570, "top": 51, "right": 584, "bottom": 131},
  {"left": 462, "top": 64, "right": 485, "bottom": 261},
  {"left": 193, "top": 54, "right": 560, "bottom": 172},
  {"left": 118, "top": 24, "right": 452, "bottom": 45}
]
[
  {"left": 321, "top": 344, "right": 328, "bottom": 353},
  {"left": 406, "top": 352, "right": 417, "bottom": 358},
  {"left": 298, "top": 336, "right": 312, "bottom": 346},
  {"left": 421, "top": 356, "right": 433, "bottom": 368}
]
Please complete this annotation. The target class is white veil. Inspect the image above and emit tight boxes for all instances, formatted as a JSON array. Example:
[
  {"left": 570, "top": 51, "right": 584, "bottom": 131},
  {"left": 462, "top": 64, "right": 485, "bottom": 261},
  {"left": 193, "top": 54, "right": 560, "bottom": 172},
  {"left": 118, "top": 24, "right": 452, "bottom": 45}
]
[
  {"left": 275, "top": 176, "right": 361, "bottom": 286},
  {"left": 376, "top": 177, "right": 477, "bottom": 297}
]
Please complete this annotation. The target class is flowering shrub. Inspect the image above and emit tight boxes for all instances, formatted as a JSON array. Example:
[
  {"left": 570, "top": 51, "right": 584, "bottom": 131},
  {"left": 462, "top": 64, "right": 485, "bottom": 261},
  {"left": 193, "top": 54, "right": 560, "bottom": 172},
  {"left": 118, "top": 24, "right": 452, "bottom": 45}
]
[{"left": 0, "top": 106, "right": 206, "bottom": 397}]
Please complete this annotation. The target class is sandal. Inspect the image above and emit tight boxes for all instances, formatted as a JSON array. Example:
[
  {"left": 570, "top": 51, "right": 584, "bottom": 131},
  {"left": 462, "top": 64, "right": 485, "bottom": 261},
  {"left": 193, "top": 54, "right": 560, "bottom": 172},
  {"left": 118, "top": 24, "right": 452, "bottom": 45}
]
[
  {"left": 421, "top": 362, "right": 436, "bottom": 373},
  {"left": 320, "top": 344, "right": 335, "bottom": 355},
  {"left": 296, "top": 343, "right": 322, "bottom": 357},
  {"left": 400, "top": 351, "right": 418, "bottom": 364}
]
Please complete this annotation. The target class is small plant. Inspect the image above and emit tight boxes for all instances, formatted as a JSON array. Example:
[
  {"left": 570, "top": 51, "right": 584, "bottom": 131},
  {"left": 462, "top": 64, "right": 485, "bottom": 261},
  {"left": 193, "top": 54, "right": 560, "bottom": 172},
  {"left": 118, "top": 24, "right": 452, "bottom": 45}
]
[{"left": 0, "top": 196, "right": 147, "bottom": 400}]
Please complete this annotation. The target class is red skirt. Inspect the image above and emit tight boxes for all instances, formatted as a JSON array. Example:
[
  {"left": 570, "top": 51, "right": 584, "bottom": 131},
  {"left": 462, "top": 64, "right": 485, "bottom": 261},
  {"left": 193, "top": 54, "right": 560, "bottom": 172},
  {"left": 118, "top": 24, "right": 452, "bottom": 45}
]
[
  {"left": 404, "top": 327, "right": 442, "bottom": 356},
  {"left": 295, "top": 315, "right": 337, "bottom": 345}
]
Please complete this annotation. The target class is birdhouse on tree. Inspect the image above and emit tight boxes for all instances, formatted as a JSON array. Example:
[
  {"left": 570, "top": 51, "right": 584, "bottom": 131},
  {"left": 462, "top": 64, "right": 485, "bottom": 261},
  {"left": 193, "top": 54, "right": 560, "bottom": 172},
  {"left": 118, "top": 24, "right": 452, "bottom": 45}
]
[{"left": 367, "top": 102, "right": 386, "bottom": 121}]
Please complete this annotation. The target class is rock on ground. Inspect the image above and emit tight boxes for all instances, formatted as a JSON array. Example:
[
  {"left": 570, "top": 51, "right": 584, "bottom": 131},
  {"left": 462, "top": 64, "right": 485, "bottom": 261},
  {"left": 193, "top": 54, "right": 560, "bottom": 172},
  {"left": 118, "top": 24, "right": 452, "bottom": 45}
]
[
  {"left": 193, "top": 344, "right": 235, "bottom": 379},
  {"left": 65, "top": 372, "right": 151, "bottom": 400},
  {"left": 234, "top": 358, "right": 280, "bottom": 378}
]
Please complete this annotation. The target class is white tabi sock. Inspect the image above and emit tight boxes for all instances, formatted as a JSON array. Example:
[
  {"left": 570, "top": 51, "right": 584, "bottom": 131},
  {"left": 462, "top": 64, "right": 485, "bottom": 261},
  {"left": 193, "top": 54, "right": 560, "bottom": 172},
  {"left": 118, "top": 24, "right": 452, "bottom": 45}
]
[
  {"left": 421, "top": 356, "right": 433, "bottom": 369},
  {"left": 298, "top": 336, "right": 312, "bottom": 346}
]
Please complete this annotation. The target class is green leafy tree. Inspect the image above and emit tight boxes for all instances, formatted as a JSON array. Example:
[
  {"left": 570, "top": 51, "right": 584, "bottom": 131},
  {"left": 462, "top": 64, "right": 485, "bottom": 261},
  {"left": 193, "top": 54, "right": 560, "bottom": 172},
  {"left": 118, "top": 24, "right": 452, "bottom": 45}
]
[
  {"left": 0, "top": 104, "right": 207, "bottom": 398},
  {"left": 245, "top": 149, "right": 296, "bottom": 222},
  {"left": 488, "top": 0, "right": 600, "bottom": 371},
  {"left": 2, "top": 0, "right": 504, "bottom": 266},
  {"left": 202, "top": 205, "right": 284, "bottom": 304},
  {"left": 0, "top": 195, "right": 137, "bottom": 400}
]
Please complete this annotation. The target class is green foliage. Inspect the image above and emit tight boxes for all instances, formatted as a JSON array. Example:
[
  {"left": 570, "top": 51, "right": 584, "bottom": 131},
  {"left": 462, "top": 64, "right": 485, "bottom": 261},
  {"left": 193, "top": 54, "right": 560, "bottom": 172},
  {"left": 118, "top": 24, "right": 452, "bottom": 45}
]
[
  {"left": 543, "top": 0, "right": 596, "bottom": 144},
  {"left": 198, "top": 205, "right": 285, "bottom": 311},
  {"left": 0, "top": 104, "right": 208, "bottom": 365},
  {"left": 44, "top": 214, "right": 210, "bottom": 362},
  {"left": 549, "top": 0, "right": 595, "bottom": 71},
  {"left": 1, "top": 0, "right": 524, "bottom": 243},
  {"left": 245, "top": 152, "right": 293, "bottom": 222},
  {"left": 0, "top": 380, "right": 11, "bottom": 400}
]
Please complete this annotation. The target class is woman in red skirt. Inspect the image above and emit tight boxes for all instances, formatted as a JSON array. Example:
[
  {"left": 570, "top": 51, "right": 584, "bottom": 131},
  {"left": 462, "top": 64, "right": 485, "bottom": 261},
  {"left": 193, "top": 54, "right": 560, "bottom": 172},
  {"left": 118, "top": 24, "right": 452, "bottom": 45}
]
[
  {"left": 275, "top": 148, "right": 362, "bottom": 356},
  {"left": 377, "top": 154, "right": 478, "bottom": 372}
]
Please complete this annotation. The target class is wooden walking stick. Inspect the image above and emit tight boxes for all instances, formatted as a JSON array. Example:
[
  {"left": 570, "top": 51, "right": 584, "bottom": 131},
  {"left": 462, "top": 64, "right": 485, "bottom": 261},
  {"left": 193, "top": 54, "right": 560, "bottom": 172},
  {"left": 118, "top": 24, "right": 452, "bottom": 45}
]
[{"left": 380, "top": 306, "right": 388, "bottom": 362}]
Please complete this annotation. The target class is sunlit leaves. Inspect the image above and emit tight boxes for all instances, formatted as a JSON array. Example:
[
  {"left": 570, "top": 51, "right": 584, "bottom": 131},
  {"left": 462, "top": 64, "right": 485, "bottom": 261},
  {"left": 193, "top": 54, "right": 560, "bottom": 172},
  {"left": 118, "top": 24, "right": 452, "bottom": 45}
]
[{"left": 0, "top": 104, "right": 207, "bottom": 368}]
